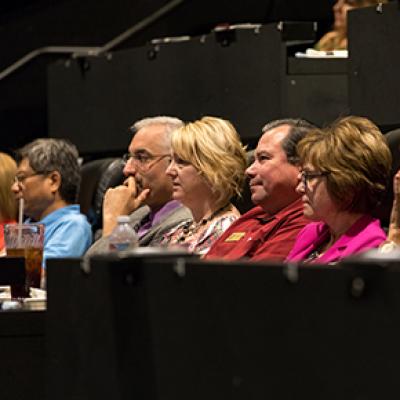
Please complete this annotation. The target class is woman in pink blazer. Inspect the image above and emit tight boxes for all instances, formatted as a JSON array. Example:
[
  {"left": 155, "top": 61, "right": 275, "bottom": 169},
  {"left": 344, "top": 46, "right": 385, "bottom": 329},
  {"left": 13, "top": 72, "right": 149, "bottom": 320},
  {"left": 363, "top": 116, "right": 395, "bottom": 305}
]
[{"left": 286, "top": 116, "right": 391, "bottom": 264}]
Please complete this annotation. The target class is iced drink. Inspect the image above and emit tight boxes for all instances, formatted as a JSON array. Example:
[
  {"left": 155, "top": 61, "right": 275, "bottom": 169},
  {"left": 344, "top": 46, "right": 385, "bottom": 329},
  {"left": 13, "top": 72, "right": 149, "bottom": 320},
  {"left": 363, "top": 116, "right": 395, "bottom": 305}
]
[{"left": 4, "top": 224, "right": 44, "bottom": 298}]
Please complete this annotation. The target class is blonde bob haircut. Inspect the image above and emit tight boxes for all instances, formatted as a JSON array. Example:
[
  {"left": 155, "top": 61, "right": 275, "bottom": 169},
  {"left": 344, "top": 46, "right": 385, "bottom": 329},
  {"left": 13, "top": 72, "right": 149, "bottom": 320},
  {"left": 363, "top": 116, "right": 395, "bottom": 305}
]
[
  {"left": 0, "top": 153, "right": 17, "bottom": 221},
  {"left": 297, "top": 115, "right": 392, "bottom": 214},
  {"left": 171, "top": 116, "right": 247, "bottom": 206}
]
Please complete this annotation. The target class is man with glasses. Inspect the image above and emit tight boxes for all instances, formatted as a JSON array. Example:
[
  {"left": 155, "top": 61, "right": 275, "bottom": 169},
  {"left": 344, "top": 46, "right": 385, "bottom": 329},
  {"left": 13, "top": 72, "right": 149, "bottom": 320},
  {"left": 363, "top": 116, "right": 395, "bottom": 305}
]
[
  {"left": 205, "top": 118, "right": 316, "bottom": 262},
  {"left": 86, "top": 116, "right": 192, "bottom": 254},
  {"left": 12, "top": 138, "right": 92, "bottom": 264}
]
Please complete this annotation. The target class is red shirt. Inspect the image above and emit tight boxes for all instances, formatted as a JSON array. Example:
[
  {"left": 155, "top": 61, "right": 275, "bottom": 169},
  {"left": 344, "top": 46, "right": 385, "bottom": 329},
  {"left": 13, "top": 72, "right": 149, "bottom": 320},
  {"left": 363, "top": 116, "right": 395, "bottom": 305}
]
[{"left": 204, "top": 198, "right": 308, "bottom": 262}]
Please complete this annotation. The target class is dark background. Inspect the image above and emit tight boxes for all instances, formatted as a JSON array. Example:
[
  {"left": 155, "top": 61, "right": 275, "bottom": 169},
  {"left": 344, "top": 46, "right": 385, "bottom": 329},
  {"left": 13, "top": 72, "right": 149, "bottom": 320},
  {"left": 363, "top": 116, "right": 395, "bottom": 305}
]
[{"left": 0, "top": 0, "right": 335, "bottom": 154}]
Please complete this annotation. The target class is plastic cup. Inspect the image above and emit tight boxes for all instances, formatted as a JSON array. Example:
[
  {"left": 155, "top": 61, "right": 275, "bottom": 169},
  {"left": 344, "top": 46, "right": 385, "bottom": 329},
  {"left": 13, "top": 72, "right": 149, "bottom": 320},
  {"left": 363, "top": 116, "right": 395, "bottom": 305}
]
[{"left": 4, "top": 224, "right": 44, "bottom": 298}]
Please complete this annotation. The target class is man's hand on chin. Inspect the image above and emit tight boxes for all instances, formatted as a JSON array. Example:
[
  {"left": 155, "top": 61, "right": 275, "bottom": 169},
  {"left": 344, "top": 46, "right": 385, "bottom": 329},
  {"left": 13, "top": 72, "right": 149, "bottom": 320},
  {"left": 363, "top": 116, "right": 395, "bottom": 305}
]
[{"left": 102, "top": 177, "right": 150, "bottom": 236}]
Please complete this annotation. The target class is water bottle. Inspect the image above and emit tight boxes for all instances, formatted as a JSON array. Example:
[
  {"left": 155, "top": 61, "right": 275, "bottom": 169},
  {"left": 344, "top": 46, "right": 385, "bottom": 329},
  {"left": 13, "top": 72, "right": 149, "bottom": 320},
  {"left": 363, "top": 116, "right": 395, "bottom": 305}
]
[{"left": 108, "top": 215, "right": 139, "bottom": 252}]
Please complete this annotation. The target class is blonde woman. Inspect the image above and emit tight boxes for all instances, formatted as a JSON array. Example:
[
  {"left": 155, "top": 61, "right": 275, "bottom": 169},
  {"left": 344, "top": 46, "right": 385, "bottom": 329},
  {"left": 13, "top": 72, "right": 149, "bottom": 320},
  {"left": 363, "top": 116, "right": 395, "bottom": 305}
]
[
  {"left": 162, "top": 116, "right": 247, "bottom": 255},
  {"left": 315, "top": 0, "right": 388, "bottom": 51},
  {"left": 0, "top": 153, "right": 17, "bottom": 254}
]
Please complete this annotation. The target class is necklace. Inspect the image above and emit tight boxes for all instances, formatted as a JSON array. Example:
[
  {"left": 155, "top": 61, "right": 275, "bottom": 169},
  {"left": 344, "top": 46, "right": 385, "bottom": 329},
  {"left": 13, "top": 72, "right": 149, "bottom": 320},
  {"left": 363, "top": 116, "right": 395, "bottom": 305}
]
[
  {"left": 177, "top": 203, "right": 230, "bottom": 243},
  {"left": 305, "top": 234, "right": 335, "bottom": 263}
]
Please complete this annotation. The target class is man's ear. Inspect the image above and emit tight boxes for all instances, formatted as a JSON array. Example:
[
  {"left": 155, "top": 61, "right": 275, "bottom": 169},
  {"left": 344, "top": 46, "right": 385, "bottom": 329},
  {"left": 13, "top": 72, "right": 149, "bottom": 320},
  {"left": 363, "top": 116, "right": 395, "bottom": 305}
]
[{"left": 48, "top": 171, "right": 62, "bottom": 193}]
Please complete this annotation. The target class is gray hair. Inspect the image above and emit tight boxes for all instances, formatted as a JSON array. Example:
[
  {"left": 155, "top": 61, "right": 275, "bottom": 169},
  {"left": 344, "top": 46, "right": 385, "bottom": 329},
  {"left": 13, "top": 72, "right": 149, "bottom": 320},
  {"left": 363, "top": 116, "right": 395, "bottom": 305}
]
[
  {"left": 16, "top": 138, "right": 81, "bottom": 203},
  {"left": 131, "top": 116, "right": 184, "bottom": 137},
  {"left": 262, "top": 118, "right": 317, "bottom": 165}
]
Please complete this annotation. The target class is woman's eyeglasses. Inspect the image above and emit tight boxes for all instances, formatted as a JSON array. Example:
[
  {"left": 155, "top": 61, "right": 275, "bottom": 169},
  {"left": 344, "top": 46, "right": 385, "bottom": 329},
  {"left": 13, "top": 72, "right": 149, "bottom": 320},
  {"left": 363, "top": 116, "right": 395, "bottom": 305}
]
[{"left": 300, "top": 171, "right": 330, "bottom": 189}]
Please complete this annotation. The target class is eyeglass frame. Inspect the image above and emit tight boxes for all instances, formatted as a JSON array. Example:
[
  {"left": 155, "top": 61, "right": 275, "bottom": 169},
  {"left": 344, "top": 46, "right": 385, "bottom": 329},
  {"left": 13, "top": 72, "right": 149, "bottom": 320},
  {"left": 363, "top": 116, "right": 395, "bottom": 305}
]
[
  {"left": 168, "top": 154, "right": 192, "bottom": 170},
  {"left": 14, "top": 172, "right": 45, "bottom": 185},
  {"left": 300, "top": 170, "right": 330, "bottom": 189},
  {"left": 122, "top": 152, "right": 171, "bottom": 172}
]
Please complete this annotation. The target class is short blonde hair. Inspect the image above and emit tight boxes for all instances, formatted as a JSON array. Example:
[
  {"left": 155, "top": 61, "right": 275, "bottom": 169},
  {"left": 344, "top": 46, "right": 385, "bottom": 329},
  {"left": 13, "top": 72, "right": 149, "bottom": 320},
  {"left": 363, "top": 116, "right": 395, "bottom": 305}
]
[
  {"left": 171, "top": 116, "right": 247, "bottom": 206},
  {"left": 297, "top": 115, "right": 392, "bottom": 213},
  {"left": 0, "top": 153, "right": 17, "bottom": 221}
]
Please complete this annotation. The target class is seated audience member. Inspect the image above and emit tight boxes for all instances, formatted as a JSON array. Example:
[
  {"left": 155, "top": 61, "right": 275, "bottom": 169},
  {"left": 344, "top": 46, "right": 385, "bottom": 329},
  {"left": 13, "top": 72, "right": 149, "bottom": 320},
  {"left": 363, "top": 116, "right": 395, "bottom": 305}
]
[
  {"left": 12, "top": 139, "right": 92, "bottom": 264},
  {"left": 315, "top": 0, "right": 387, "bottom": 51},
  {"left": 380, "top": 170, "right": 400, "bottom": 252},
  {"left": 160, "top": 116, "right": 247, "bottom": 254},
  {"left": 85, "top": 116, "right": 192, "bottom": 255},
  {"left": 286, "top": 116, "right": 391, "bottom": 264},
  {"left": 204, "top": 118, "right": 316, "bottom": 261},
  {"left": 0, "top": 153, "right": 18, "bottom": 255}
]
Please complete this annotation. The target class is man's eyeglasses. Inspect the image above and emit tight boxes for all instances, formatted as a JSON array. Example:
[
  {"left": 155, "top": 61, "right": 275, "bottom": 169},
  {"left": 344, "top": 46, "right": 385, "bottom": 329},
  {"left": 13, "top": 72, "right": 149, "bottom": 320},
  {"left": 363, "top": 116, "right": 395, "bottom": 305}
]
[
  {"left": 122, "top": 152, "right": 170, "bottom": 172},
  {"left": 300, "top": 170, "right": 330, "bottom": 189},
  {"left": 14, "top": 172, "right": 44, "bottom": 185}
]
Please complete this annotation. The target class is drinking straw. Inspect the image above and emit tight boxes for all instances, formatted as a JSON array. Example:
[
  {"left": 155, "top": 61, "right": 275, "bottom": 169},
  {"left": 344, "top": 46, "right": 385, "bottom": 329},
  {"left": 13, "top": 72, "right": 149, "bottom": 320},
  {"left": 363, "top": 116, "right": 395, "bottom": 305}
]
[
  {"left": 17, "top": 198, "right": 24, "bottom": 247},
  {"left": 18, "top": 198, "right": 24, "bottom": 225}
]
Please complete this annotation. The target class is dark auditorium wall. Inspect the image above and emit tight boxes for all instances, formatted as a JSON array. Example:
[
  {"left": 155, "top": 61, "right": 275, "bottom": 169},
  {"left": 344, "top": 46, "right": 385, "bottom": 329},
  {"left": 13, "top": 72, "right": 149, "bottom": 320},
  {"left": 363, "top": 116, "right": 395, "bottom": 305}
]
[{"left": 0, "top": 0, "right": 334, "bottom": 154}]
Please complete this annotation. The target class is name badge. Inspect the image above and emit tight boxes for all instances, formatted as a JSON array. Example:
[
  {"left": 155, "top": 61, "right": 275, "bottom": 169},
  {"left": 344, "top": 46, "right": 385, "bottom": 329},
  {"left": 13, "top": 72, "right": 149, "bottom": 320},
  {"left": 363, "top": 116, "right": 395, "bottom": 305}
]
[{"left": 225, "top": 232, "right": 246, "bottom": 242}]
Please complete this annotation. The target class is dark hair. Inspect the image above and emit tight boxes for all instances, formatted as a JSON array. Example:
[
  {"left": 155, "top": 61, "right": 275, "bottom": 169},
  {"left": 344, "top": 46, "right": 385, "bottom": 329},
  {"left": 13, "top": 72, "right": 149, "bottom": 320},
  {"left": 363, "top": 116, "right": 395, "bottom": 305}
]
[
  {"left": 16, "top": 138, "right": 81, "bottom": 203},
  {"left": 262, "top": 118, "right": 318, "bottom": 165}
]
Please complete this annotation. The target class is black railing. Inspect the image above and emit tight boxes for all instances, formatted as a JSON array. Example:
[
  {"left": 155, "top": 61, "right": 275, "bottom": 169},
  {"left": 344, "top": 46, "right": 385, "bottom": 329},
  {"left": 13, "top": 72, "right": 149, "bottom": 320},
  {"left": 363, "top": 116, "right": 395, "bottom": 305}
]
[{"left": 0, "top": 0, "right": 184, "bottom": 81}]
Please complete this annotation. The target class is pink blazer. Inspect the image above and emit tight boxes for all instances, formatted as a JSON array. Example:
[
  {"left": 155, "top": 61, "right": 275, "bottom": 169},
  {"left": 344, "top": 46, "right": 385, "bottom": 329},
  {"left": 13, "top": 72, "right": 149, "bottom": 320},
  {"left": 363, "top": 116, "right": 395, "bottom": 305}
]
[{"left": 286, "top": 215, "right": 386, "bottom": 264}]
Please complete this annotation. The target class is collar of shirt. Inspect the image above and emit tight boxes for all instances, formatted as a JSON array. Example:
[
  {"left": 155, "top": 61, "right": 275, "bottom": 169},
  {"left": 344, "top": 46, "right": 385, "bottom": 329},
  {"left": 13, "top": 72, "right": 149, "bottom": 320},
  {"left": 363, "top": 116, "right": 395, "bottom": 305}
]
[
  {"left": 137, "top": 200, "right": 182, "bottom": 237},
  {"left": 26, "top": 204, "right": 81, "bottom": 225},
  {"left": 247, "top": 198, "right": 303, "bottom": 225}
]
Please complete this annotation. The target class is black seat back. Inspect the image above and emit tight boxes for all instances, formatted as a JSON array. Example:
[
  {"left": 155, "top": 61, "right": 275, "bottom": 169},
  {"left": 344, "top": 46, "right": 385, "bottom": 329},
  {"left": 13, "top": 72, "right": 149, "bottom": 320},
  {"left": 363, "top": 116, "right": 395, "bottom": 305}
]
[
  {"left": 79, "top": 158, "right": 125, "bottom": 232},
  {"left": 372, "top": 129, "right": 400, "bottom": 228}
]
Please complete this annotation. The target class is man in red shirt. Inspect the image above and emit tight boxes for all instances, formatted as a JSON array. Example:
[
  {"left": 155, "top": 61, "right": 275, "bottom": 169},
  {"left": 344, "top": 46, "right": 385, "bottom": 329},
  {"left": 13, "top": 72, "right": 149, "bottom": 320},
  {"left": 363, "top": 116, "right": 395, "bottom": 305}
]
[{"left": 205, "top": 118, "right": 316, "bottom": 261}]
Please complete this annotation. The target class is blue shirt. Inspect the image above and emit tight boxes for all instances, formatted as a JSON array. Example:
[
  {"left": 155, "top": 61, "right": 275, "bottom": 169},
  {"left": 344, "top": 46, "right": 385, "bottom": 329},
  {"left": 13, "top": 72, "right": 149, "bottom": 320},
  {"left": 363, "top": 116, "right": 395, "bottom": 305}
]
[{"left": 29, "top": 205, "right": 92, "bottom": 266}]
